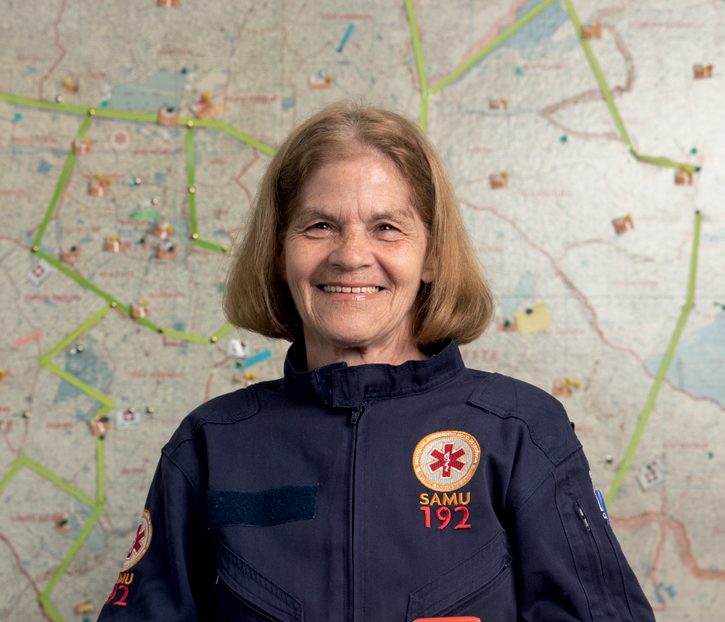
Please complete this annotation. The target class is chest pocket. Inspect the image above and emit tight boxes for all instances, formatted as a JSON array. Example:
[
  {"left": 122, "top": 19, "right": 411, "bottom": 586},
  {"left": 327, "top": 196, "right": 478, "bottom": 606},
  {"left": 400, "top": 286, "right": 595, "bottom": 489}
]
[
  {"left": 406, "top": 530, "right": 515, "bottom": 622},
  {"left": 215, "top": 538, "right": 304, "bottom": 622}
]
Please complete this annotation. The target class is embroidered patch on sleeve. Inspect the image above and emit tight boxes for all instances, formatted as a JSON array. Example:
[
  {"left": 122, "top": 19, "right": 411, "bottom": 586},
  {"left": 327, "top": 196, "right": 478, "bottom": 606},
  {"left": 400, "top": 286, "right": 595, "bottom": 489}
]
[
  {"left": 413, "top": 431, "right": 481, "bottom": 492},
  {"left": 121, "top": 509, "right": 152, "bottom": 571}
]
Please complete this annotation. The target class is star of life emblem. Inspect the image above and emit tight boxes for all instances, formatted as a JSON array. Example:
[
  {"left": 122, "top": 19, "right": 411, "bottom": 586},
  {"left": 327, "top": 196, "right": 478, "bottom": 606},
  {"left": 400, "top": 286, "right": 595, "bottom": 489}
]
[
  {"left": 412, "top": 431, "right": 481, "bottom": 492},
  {"left": 121, "top": 509, "right": 152, "bottom": 571}
]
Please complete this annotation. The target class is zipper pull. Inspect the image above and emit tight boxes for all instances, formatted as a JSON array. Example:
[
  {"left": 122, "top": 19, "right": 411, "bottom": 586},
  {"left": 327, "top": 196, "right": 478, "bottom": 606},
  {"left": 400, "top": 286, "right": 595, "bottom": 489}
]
[
  {"left": 350, "top": 404, "right": 365, "bottom": 424},
  {"left": 577, "top": 503, "right": 591, "bottom": 531}
]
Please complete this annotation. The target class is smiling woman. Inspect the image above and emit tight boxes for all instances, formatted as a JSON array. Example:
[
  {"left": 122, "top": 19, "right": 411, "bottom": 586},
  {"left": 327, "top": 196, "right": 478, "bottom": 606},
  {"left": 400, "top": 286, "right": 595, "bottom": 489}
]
[{"left": 97, "top": 102, "right": 655, "bottom": 622}]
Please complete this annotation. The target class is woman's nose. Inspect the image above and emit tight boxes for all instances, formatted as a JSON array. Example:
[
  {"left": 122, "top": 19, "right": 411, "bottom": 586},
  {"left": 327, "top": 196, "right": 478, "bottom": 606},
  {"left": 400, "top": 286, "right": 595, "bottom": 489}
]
[{"left": 328, "top": 229, "right": 372, "bottom": 270}]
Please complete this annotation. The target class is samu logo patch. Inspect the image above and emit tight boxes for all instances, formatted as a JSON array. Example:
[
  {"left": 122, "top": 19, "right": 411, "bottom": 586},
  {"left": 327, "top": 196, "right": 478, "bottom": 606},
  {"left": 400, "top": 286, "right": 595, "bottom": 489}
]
[
  {"left": 121, "top": 509, "right": 152, "bottom": 571},
  {"left": 412, "top": 430, "right": 481, "bottom": 492}
]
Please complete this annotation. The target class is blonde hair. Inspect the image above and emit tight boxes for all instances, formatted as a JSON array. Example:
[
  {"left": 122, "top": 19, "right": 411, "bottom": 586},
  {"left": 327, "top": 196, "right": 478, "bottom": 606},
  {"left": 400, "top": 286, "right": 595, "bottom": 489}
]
[{"left": 223, "top": 101, "right": 494, "bottom": 345}]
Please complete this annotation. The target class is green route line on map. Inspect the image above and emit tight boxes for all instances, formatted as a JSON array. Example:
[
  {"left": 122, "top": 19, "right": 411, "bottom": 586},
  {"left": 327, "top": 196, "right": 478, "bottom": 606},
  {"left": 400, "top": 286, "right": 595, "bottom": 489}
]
[
  {"left": 606, "top": 211, "right": 702, "bottom": 507},
  {"left": 192, "top": 237, "right": 227, "bottom": 253},
  {"left": 32, "top": 115, "right": 90, "bottom": 248},
  {"left": 404, "top": 0, "right": 697, "bottom": 174},
  {"left": 0, "top": 304, "right": 112, "bottom": 622},
  {"left": 186, "top": 126, "right": 199, "bottom": 235},
  {"left": 404, "top": 0, "right": 429, "bottom": 130},
  {"left": 562, "top": 0, "right": 698, "bottom": 174},
  {"left": 0, "top": 92, "right": 276, "bottom": 155},
  {"left": 431, "top": 0, "right": 558, "bottom": 94},
  {"left": 562, "top": 0, "right": 632, "bottom": 148}
]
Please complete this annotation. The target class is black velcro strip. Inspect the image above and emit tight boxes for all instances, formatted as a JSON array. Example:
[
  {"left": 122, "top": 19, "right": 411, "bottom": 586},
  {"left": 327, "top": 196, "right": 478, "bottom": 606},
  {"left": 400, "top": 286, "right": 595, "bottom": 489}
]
[{"left": 207, "top": 485, "right": 319, "bottom": 528}]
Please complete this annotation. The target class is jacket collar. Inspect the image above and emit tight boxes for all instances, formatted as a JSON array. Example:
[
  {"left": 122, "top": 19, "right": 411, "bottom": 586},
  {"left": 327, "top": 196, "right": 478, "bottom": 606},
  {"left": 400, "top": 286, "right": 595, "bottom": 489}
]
[{"left": 281, "top": 340, "right": 464, "bottom": 408}]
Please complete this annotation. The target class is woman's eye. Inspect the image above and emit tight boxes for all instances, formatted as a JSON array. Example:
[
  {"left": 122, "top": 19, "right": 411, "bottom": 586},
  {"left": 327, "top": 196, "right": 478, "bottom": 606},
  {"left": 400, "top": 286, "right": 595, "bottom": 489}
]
[
  {"left": 308, "top": 222, "right": 330, "bottom": 231},
  {"left": 378, "top": 223, "right": 397, "bottom": 232}
]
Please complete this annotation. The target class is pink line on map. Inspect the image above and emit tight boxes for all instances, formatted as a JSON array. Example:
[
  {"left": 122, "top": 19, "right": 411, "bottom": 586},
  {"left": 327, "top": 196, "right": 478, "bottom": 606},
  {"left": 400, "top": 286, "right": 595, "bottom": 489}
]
[{"left": 38, "top": 0, "right": 68, "bottom": 100}]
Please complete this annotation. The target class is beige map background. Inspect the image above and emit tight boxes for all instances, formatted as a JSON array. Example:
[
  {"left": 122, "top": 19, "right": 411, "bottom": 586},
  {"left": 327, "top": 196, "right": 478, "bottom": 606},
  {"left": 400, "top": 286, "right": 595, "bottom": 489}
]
[{"left": 1, "top": 1, "right": 724, "bottom": 620}]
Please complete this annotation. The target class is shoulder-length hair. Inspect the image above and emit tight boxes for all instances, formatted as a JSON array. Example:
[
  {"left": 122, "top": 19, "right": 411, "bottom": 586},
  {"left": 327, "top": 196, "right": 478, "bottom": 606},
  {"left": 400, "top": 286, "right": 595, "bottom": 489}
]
[{"left": 223, "top": 101, "right": 494, "bottom": 345}]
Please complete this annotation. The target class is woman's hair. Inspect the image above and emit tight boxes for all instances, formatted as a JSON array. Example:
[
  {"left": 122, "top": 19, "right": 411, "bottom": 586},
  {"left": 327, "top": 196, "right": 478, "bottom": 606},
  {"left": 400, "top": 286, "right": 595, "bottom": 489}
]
[{"left": 223, "top": 101, "right": 494, "bottom": 345}]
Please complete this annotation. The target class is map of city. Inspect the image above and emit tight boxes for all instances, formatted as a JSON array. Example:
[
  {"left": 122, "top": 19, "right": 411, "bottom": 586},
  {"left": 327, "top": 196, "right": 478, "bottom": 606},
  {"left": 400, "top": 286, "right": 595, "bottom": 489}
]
[{"left": 1, "top": 0, "right": 723, "bottom": 619}]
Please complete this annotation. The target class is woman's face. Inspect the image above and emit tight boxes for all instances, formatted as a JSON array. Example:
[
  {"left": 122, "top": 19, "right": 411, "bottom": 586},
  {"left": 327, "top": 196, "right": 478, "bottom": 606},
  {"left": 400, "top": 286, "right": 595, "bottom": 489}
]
[{"left": 283, "top": 150, "right": 433, "bottom": 365}]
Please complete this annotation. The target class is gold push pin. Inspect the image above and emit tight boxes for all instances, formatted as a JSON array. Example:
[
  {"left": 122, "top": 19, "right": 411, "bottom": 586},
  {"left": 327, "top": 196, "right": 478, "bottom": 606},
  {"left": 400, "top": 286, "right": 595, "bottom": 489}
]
[
  {"left": 210, "top": 335, "right": 218, "bottom": 343},
  {"left": 88, "top": 108, "right": 96, "bottom": 116},
  {"left": 75, "top": 343, "right": 85, "bottom": 353},
  {"left": 188, "top": 185, "right": 196, "bottom": 194},
  {"left": 146, "top": 406, "right": 155, "bottom": 415},
  {"left": 55, "top": 94, "right": 63, "bottom": 103},
  {"left": 110, "top": 301, "right": 117, "bottom": 308},
  {"left": 221, "top": 246, "right": 228, "bottom": 253},
  {"left": 157, "top": 327, "right": 164, "bottom": 334},
  {"left": 22, "top": 410, "right": 30, "bottom": 419},
  {"left": 31, "top": 245, "right": 39, "bottom": 253},
  {"left": 151, "top": 197, "right": 160, "bottom": 206},
  {"left": 134, "top": 177, "right": 142, "bottom": 185},
  {"left": 191, "top": 232, "right": 199, "bottom": 240},
  {"left": 186, "top": 120, "right": 194, "bottom": 128}
]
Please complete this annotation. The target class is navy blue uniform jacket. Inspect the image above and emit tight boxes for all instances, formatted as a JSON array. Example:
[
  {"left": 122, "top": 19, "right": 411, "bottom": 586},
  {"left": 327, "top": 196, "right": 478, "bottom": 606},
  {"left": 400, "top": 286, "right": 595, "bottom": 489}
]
[{"left": 98, "top": 341, "right": 655, "bottom": 621}]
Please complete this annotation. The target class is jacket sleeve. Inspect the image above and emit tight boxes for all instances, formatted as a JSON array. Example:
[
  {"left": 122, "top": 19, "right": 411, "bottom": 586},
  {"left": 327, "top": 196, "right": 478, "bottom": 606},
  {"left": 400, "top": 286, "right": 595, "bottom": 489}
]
[
  {"left": 508, "top": 446, "right": 656, "bottom": 621},
  {"left": 96, "top": 453, "right": 212, "bottom": 621}
]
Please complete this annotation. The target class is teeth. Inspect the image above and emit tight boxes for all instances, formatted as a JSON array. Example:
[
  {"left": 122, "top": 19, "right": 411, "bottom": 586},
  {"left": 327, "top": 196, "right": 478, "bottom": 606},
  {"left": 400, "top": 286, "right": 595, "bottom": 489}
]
[{"left": 322, "top": 285, "right": 380, "bottom": 294}]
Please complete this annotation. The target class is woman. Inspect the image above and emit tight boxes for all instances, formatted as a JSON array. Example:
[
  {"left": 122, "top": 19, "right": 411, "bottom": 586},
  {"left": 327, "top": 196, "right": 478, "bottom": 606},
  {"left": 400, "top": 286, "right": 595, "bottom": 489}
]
[{"left": 98, "top": 103, "right": 655, "bottom": 621}]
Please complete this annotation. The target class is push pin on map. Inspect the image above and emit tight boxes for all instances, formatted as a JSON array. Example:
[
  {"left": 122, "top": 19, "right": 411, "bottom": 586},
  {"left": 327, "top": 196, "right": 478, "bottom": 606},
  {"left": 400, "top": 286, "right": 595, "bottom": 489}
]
[
  {"left": 88, "top": 175, "right": 112, "bottom": 197},
  {"left": 674, "top": 169, "right": 694, "bottom": 186},
  {"left": 62, "top": 77, "right": 79, "bottom": 94},
  {"left": 308, "top": 69, "right": 333, "bottom": 89},
  {"left": 612, "top": 214, "right": 634, "bottom": 235},
  {"left": 151, "top": 197, "right": 160, "bottom": 206},
  {"left": 192, "top": 92, "right": 223, "bottom": 119},
  {"left": 159, "top": 0, "right": 181, "bottom": 7},
  {"left": 582, "top": 22, "right": 602, "bottom": 40},
  {"left": 73, "top": 137, "right": 93, "bottom": 156},
  {"left": 489, "top": 98, "right": 509, "bottom": 110},
  {"left": 157, "top": 241, "right": 176, "bottom": 259},
  {"left": 104, "top": 234, "right": 125, "bottom": 253},
  {"left": 21, "top": 410, "right": 30, "bottom": 419},
  {"left": 0, "top": 369, "right": 9, "bottom": 384},
  {"left": 145, "top": 405, "right": 155, "bottom": 416},
  {"left": 153, "top": 217, "right": 174, "bottom": 240},
  {"left": 489, "top": 171, "right": 508, "bottom": 190},
  {"left": 75, "top": 343, "right": 85, "bottom": 354},
  {"left": 134, "top": 177, "right": 143, "bottom": 186},
  {"left": 130, "top": 300, "right": 150, "bottom": 319},
  {"left": 693, "top": 63, "right": 714, "bottom": 79},
  {"left": 54, "top": 512, "right": 71, "bottom": 533},
  {"left": 158, "top": 105, "right": 180, "bottom": 126},
  {"left": 61, "top": 245, "right": 80, "bottom": 264},
  {"left": 90, "top": 414, "right": 111, "bottom": 439},
  {"left": 115, "top": 407, "right": 142, "bottom": 429},
  {"left": 605, "top": 454, "right": 614, "bottom": 464},
  {"left": 55, "top": 94, "right": 63, "bottom": 103},
  {"left": 228, "top": 338, "right": 247, "bottom": 360},
  {"left": 552, "top": 377, "right": 582, "bottom": 398},
  {"left": 637, "top": 457, "right": 666, "bottom": 491}
]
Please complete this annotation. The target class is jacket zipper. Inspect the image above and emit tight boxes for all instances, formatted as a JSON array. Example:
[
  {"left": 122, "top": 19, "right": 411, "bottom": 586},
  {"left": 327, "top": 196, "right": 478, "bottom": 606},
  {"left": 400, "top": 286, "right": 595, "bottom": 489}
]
[{"left": 348, "top": 404, "right": 366, "bottom": 622}]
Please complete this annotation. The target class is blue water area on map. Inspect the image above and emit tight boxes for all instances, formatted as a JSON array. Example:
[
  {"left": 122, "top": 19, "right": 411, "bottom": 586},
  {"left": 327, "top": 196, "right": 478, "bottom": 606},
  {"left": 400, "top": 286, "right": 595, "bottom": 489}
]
[
  {"left": 646, "top": 315, "right": 725, "bottom": 408},
  {"left": 282, "top": 96, "right": 295, "bottom": 112},
  {"left": 54, "top": 337, "right": 112, "bottom": 409},
  {"left": 502, "top": 0, "right": 574, "bottom": 57},
  {"left": 109, "top": 69, "right": 183, "bottom": 113},
  {"left": 37, "top": 159, "right": 52, "bottom": 174},
  {"left": 155, "top": 172, "right": 166, "bottom": 183},
  {"left": 172, "top": 321, "right": 187, "bottom": 331}
]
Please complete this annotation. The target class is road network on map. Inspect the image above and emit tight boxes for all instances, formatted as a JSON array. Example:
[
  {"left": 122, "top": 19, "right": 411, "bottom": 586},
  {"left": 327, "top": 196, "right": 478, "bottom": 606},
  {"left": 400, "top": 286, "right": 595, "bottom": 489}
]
[{"left": 0, "top": 1, "right": 715, "bottom": 620}]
